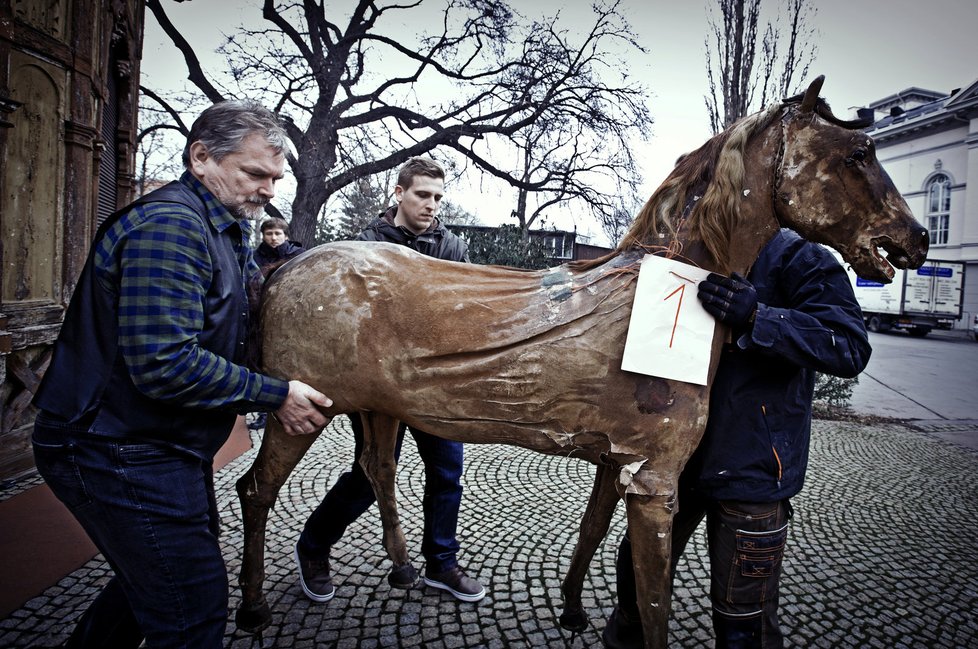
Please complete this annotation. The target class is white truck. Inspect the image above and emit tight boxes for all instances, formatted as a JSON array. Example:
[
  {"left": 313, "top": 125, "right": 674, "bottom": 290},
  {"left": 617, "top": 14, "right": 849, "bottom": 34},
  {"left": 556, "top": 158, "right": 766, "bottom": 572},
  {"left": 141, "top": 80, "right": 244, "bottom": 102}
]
[{"left": 840, "top": 258, "right": 965, "bottom": 337}]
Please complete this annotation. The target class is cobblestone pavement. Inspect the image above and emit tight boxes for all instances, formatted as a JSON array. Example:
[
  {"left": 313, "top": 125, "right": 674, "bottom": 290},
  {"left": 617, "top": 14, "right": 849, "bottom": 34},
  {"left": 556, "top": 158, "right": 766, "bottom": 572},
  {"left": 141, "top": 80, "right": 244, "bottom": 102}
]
[{"left": 3, "top": 416, "right": 977, "bottom": 648}]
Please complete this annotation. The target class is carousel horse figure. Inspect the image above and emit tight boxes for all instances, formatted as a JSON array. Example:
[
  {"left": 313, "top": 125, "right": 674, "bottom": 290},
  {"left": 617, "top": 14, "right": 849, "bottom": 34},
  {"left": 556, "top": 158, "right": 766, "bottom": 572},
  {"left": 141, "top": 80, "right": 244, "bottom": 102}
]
[{"left": 234, "top": 76, "right": 928, "bottom": 648}]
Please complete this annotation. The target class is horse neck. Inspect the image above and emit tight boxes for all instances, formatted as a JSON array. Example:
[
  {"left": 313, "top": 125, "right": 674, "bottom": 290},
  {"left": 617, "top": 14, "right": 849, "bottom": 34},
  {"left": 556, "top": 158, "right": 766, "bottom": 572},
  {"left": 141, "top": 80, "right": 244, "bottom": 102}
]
[
  {"left": 604, "top": 115, "right": 785, "bottom": 277},
  {"left": 720, "top": 125, "right": 783, "bottom": 276}
]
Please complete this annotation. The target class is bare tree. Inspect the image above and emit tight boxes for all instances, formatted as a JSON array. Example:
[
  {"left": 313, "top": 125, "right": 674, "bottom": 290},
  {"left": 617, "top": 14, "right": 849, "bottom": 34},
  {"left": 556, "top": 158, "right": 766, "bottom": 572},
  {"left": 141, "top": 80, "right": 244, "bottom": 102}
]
[
  {"left": 599, "top": 205, "right": 636, "bottom": 248},
  {"left": 143, "top": 0, "right": 651, "bottom": 245},
  {"left": 505, "top": 91, "right": 648, "bottom": 240},
  {"left": 326, "top": 170, "right": 396, "bottom": 242},
  {"left": 438, "top": 201, "right": 479, "bottom": 227},
  {"left": 703, "top": 0, "right": 816, "bottom": 132},
  {"left": 134, "top": 90, "right": 189, "bottom": 196},
  {"left": 461, "top": 9, "right": 650, "bottom": 240}
]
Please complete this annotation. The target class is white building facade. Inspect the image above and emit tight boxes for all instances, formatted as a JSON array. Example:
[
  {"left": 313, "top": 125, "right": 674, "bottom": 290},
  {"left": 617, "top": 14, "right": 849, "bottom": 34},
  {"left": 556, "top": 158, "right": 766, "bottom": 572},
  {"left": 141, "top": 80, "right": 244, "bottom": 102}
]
[{"left": 861, "top": 78, "right": 978, "bottom": 332}]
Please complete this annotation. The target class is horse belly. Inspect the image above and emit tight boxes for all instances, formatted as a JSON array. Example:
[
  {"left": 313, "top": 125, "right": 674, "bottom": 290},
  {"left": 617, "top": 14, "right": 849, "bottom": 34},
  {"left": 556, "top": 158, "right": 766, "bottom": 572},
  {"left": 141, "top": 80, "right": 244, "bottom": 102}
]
[{"left": 259, "top": 242, "right": 710, "bottom": 490}]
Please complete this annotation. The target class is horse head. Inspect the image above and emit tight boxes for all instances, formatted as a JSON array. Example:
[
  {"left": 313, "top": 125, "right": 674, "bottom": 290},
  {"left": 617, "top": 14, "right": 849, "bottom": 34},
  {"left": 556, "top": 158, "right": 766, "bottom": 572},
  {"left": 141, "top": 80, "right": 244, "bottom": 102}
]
[
  {"left": 773, "top": 75, "right": 929, "bottom": 282},
  {"left": 605, "top": 76, "right": 927, "bottom": 284}
]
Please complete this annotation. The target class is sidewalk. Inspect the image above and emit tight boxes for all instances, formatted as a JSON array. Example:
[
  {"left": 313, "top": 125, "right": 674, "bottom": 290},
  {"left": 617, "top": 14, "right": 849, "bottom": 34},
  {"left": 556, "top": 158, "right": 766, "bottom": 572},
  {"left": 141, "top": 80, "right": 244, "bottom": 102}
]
[{"left": 2, "top": 416, "right": 976, "bottom": 647}]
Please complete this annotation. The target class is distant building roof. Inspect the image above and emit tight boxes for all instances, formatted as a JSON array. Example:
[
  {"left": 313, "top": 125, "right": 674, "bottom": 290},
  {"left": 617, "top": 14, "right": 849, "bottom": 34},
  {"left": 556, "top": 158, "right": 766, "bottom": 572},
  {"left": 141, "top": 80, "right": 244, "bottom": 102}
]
[
  {"left": 861, "top": 77, "right": 978, "bottom": 143},
  {"left": 574, "top": 243, "right": 614, "bottom": 261},
  {"left": 867, "top": 87, "right": 946, "bottom": 112}
]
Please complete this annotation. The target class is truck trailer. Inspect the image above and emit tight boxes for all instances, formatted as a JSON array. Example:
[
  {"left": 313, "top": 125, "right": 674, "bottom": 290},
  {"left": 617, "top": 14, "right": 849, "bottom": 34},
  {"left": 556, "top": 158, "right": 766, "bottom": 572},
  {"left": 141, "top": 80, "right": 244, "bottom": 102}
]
[{"left": 840, "top": 258, "right": 965, "bottom": 337}]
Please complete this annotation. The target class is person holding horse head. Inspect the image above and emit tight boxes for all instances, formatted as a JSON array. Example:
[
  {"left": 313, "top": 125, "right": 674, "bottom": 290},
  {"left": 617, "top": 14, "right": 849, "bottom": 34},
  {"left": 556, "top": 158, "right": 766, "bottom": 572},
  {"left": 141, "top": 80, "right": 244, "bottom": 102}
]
[
  {"left": 294, "top": 155, "right": 485, "bottom": 604},
  {"left": 604, "top": 228, "right": 872, "bottom": 648},
  {"left": 30, "top": 99, "right": 333, "bottom": 648}
]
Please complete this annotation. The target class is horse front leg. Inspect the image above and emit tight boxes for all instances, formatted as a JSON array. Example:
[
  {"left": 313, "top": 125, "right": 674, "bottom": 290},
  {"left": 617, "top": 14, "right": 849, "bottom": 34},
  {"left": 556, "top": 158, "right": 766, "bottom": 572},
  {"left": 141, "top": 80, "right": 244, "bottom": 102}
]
[
  {"left": 625, "top": 489, "right": 677, "bottom": 649},
  {"left": 559, "top": 461, "right": 621, "bottom": 632},
  {"left": 234, "top": 415, "right": 327, "bottom": 633},
  {"left": 358, "top": 411, "right": 419, "bottom": 588}
]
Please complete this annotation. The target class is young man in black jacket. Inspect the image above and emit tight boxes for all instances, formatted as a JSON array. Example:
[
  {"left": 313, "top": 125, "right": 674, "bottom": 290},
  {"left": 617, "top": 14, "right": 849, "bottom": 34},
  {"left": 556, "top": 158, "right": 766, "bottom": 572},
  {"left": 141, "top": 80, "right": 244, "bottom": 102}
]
[{"left": 294, "top": 157, "right": 484, "bottom": 604}]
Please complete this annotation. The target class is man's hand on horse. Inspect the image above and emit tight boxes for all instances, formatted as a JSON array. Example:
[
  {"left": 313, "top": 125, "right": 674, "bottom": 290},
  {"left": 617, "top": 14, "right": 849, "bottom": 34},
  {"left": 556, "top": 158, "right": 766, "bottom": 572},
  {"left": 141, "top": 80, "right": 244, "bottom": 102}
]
[
  {"left": 698, "top": 272, "right": 758, "bottom": 330},
  {"left": 274, "top": 380, "right": 333, "bottom": 436}
]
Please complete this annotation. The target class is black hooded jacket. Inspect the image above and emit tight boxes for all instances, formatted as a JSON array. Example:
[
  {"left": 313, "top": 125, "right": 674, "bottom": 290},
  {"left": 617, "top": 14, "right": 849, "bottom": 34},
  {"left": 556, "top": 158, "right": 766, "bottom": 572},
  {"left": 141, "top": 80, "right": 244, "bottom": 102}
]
[{"left": 359, "top": 206, "right": 469, "bottom": 262}]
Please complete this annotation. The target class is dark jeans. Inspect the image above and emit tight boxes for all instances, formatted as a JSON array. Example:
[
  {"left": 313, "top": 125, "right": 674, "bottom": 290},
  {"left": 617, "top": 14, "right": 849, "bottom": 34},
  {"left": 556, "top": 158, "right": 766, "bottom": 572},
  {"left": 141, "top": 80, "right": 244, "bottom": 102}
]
[
  {"left": 615, "top": 482, "right": 790, "bottom": 649},
  {"left": 299, "top": 414, "right": 464, "bottom": 572},
  {"left": 32, "top": 413, "right": 227, "bottom": 649}
]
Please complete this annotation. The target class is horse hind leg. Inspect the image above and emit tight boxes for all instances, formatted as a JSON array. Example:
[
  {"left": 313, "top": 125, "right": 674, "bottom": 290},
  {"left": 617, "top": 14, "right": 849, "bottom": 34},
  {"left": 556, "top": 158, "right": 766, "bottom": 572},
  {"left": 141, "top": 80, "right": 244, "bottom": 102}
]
[
  {"left": 235, "top": 415, "right": 328, "bottom": 633},
  {"left": 559, "top": 461, "right": 621, "bottom": 633},
  {"left": 358, "top": 411, "right": 419, "bottom": 588}
]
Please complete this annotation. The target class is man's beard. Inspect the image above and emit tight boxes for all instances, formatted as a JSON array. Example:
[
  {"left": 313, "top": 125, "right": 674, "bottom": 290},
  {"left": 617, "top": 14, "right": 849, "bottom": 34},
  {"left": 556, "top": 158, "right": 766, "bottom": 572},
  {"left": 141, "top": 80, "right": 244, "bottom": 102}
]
[{"left": 225, "top": 195, "right": 269, "bottom": 221}]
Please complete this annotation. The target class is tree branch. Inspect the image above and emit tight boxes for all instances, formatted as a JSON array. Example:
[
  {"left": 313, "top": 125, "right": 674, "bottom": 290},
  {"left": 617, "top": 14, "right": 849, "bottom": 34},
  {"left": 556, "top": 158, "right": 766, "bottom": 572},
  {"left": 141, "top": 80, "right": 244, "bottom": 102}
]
[{"left": 145, "top": 0, "right": 225, "bottom": 104}]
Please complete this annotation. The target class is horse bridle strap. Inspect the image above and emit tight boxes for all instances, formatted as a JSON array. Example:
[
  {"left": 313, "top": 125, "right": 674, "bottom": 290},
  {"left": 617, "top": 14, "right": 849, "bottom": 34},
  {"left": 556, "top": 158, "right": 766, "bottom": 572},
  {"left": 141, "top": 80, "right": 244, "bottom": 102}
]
[{"left": 771, "top": 106, "right": 792, "bottom": 223}]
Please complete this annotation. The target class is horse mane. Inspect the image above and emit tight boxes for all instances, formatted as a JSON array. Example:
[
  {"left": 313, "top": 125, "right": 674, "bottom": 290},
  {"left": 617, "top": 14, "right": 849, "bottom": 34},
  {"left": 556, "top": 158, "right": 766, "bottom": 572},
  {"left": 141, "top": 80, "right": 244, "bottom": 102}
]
[{"left": 571, "top": 103, "right": 785, "bottom": 274}]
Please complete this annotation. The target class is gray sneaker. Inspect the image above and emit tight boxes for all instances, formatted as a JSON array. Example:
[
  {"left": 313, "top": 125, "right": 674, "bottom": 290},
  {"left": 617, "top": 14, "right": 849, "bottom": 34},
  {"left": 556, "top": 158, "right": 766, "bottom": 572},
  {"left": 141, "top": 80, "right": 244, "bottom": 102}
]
[
  {"left": 423, "top": 566, "right": 486, "bottom": 603},
  {"left": 294, "top": 542, "right": 335, "bottom": 603}
]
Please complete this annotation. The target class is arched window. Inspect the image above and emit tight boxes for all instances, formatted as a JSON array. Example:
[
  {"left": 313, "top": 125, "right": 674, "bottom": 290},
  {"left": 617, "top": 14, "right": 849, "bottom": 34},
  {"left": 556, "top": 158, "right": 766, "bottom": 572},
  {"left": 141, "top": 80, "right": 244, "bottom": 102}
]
[{"left": 925, "top": 173, "right": 951, "bottom": 245}]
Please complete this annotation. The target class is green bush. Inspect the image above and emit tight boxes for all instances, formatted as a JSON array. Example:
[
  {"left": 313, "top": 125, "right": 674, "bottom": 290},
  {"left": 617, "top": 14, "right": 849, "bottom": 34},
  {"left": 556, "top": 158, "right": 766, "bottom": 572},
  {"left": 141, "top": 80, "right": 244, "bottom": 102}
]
[
  {"left": 813, "top": 373, "right": 857, "bottom": 408},
  {"left": 463, "top": 225, "right": 552, "bottom": 269}
]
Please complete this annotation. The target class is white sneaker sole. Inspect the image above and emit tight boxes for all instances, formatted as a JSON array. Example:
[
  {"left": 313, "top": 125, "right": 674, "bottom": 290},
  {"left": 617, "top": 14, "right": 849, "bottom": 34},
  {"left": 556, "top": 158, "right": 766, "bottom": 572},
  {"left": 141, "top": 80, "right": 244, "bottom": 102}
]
[
  {"left": 294, "top": 543, "right": 335, "bottom": 603},
  {"left": 423, "top": 576, "right": 486, "bottom": 603}
]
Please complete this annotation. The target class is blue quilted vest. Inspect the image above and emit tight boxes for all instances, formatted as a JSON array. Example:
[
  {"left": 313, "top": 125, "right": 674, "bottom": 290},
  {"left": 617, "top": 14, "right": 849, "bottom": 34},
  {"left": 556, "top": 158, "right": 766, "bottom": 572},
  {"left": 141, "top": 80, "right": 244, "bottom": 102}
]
[{"left": 33, "top": 180, "right": 249, "bottom": 460}]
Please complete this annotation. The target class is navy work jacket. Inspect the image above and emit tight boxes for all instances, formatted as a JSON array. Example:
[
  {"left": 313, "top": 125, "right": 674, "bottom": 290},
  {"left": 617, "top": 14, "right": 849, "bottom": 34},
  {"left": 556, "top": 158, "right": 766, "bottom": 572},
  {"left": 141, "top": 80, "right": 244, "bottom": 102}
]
[{"left": 688, "top": 229, "right": 872, "bottom": 502}]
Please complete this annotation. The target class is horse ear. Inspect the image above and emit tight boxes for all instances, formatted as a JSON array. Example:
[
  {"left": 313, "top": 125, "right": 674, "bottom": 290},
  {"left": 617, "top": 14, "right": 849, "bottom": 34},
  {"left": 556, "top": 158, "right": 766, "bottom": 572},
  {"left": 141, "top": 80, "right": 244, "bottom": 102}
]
[{"left": 800, "top": 75, "right": 825, "bottom": 113}]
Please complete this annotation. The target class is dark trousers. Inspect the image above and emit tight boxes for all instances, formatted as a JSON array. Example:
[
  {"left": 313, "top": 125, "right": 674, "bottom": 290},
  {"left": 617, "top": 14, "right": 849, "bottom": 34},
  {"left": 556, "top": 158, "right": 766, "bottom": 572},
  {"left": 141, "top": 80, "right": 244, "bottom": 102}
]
[
  {"left": 298, "top": 414, "right": 464, "bottom": 572},
  {"left": 32, "top": 413, "right": 227, "bottom": 649},
  {"left": 616, "top": 480, "right": 790, "bottom": 649}
]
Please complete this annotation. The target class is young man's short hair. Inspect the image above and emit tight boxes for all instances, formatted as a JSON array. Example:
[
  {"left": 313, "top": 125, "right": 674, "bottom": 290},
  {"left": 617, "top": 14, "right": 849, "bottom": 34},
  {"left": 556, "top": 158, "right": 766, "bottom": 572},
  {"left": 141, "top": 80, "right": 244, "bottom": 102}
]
[
  {"left": 396, "top": 157, "right": 445, "bottom": 190},
  {"left": 260, "top": 216, "right": 290, "bottom": 236}
]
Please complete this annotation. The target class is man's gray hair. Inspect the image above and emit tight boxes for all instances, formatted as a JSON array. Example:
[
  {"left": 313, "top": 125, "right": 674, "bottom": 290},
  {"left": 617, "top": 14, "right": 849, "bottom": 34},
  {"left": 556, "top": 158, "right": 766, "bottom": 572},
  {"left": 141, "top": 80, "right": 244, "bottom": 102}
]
[{"left": 182, "top": 99, "right": 289, "bottom": 167}]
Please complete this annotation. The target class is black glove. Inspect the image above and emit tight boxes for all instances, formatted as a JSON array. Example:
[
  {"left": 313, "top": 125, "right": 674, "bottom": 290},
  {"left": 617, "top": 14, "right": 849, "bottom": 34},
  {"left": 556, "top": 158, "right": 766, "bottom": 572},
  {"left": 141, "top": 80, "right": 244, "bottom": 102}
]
[{"left": 697, "top": 272, "right": 758, "bottom": 329}]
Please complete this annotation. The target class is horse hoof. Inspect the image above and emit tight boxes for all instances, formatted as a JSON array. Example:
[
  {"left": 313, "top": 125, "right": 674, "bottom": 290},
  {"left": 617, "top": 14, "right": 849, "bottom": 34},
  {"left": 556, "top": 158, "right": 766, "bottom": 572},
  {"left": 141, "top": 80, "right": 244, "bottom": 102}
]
[
  {"left": 558, "top": 608, "right": 589, "bottom": 633},
  {"left": 235, "top": 599, "right": 272, "bottom": 634},
  {"left": 388, "top": 563, "right": 419, "bottom": 589}
]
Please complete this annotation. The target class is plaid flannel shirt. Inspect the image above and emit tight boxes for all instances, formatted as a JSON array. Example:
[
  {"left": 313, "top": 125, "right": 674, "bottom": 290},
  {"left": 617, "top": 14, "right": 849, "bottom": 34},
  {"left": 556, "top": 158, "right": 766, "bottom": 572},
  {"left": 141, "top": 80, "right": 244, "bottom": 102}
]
[{"left": 93, "top": 172, "right": 288, "bottom": 411}]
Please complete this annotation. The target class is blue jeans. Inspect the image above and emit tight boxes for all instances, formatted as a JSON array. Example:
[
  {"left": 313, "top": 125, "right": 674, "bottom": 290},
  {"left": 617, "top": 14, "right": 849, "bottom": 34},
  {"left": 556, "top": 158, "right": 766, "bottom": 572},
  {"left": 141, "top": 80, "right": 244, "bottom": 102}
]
[
  {"left": 299, "top": 414, "right": 464, "bottom": 572},
  {"left": 615, "top": 479, "right": 790, "bottom": 648},
  {"left": 32, "top": 412, "right": 228, "bottom": 649}
]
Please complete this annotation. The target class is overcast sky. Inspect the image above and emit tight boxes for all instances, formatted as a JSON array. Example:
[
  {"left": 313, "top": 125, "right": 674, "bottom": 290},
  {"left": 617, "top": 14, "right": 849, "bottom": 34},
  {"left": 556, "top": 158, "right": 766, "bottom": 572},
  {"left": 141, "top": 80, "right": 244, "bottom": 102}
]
[
  {"left": 142, "top": 0, "right": 976, "bottom": 244},
  {"left": 617, "top": 0, "right": 975, "bottom": 188}
]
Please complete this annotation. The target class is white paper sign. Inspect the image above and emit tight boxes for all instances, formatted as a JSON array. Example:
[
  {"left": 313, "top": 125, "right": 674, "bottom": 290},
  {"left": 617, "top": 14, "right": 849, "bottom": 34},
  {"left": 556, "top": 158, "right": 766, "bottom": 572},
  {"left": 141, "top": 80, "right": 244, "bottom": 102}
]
[{"left": 621, "top": 255, "right": 716, "bottom": 385}]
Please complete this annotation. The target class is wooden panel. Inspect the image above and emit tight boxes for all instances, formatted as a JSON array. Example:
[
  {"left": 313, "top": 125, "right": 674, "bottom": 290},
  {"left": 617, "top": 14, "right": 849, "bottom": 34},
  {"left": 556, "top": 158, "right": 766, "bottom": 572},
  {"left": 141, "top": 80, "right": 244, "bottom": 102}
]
[
  {"left": 1, "top": 350, "right": 49, "bottom": 435},
  {"left": 1, "top": 53, "right": 65, "bottom": 305},
  {"left": 10, "top": 0, "right": 68, "bottom": 41},
  {"left": 3, "top": 302, "right": 64, "bottom": 328}
]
